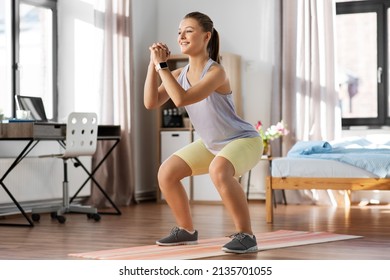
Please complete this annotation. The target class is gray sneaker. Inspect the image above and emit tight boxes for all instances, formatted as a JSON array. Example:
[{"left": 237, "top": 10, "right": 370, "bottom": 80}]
[
  {"left": 156, "top": 226, "right": 198, "bottom": 246},
  {"left": 222, "top": 233, "right": 258, "bottom": 253}
]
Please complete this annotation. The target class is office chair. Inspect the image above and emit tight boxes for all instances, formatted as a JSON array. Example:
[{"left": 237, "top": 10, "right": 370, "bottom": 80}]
[{"left": 31, "top": 112, "right": 101, "bottom": 224}]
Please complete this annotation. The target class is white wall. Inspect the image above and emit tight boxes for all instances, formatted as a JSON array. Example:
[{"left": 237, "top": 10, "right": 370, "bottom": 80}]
[{"left": 131, "top": 0, "right": 160, "bottom": 198}]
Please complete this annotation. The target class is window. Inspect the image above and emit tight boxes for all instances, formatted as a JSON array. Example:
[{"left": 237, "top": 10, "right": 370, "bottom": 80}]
[
  {"left": 336, "top": 0, "right": 389, "bottom": 127},
  {"left": 0, "top": 0, "right": 13, "bottom": 117},
  {"left": 0, "top": 0, "right": 57, "bottom": 120}
]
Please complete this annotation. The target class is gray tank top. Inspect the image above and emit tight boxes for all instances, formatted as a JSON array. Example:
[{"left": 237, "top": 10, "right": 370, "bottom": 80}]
[{"left": 177, "top": 58, "right": 259, "bottom": 154}]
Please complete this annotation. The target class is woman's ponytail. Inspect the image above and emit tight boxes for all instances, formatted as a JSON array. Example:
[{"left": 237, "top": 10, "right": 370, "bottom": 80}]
[{"left": 208, "top": 28, "right": 220, "bottom": 63}]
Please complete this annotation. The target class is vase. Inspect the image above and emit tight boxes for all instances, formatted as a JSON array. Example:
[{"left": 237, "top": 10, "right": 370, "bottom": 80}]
[{"left": 263, "top": 140, "right": 271, "bottom": 157}]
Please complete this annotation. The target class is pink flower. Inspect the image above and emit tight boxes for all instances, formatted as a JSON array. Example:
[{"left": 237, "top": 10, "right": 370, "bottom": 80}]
[
  {"left": 255, "top": 120, "right": 289, "bottom": 141},
  {"left": 255, "top": 120, "right": 263, "bottom": 131}
]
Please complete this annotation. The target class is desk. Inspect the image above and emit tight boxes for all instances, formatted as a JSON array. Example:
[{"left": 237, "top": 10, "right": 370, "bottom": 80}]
[{"left": 0, "top": 122, "right": 121, "bottom": 227}]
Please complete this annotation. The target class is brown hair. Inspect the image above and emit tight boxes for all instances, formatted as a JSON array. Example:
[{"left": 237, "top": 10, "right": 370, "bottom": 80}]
[{"left": 183, "top": 12, "right": 221, "bottom": 63}]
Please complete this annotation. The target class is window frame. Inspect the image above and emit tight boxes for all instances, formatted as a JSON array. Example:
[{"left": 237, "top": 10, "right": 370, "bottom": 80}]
[
  {"left": 336, "top": 0, "right": 388, "bottom": 128},
  {"left": 11, "top": 0, "right": 58, "bottom": 120}
]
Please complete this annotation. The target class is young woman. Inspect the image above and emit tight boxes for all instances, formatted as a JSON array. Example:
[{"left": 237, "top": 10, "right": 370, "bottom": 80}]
[{"left": 144, "top": 11, "right": 263, "bottom": 254}]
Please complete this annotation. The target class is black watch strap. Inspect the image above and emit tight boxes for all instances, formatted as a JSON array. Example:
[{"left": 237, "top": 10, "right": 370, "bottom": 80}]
[{"left": 155, "top": 62, "right": 169, "bottom": 71}]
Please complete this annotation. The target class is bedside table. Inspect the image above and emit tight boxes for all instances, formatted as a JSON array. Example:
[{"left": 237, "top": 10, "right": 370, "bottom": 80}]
[{"left": 244, "top": 156, "right": 287, "bottom": 207}]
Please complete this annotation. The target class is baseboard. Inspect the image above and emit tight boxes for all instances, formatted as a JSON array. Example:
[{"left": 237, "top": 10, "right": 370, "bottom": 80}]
[
  {"left": 0, "top": 197, "right": 87, "bottom": 217},
  {"left": 135, "top": 190, "right": 157, "bottom": 202}
]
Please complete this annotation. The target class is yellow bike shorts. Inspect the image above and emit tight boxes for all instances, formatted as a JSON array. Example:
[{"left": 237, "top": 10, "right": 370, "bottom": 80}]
[{"left": 173, "top": 136, "right": 263, "bottom": 177}]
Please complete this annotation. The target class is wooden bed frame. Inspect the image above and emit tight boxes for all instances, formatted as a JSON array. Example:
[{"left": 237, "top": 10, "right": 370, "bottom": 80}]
[{"left": 265, "top": 176, "right": 390, "bottom": 223}]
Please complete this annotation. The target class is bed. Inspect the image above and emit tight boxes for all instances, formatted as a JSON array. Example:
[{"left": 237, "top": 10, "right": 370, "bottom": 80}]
[{"left": 266, "top": 135, "right": 390, "bottom": 223}]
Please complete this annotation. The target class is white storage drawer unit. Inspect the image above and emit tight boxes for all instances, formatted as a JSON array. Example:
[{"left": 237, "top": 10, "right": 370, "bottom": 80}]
[
  {"left": 160, "top": 131, "right": 192, "bottom": 199},
  {"left": 192, "top": 132, "right": 221, "bottom": 201}
]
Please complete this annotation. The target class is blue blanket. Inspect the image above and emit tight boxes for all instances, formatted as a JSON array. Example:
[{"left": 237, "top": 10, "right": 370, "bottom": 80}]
[
  {"left": 287, "top": 141, "right": 333, "bottom": 156},
  {"left": 287, "top": 137, "right": 390, "bottom": 178}
]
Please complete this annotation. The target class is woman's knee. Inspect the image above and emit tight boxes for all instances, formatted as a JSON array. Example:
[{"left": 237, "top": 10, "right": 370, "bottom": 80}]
[
  {"left": 209, "top": 157, "right": 235, "bottom": 185},
  {"left": 158, "top": 156, "right": 191, "bottom": 188}
]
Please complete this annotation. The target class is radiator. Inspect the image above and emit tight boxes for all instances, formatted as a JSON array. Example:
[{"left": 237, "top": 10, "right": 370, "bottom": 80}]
[{"left": 0, "top": 157, "right": 91, "bottom": 208}]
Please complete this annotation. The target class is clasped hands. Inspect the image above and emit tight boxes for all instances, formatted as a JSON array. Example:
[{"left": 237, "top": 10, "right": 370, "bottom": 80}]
[{"left": 149, "top": 42, "right": 171, "bottom": 66}]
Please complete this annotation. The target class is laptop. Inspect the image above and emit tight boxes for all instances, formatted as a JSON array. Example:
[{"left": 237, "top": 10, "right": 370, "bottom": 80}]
[{"left": 16, "top": 95, "right": 49, "bottom": 122}]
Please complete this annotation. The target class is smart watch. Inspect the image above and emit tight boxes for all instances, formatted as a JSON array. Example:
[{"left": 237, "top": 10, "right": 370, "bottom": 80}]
[{"left": 155, "top": 62, "right": 169, "bottom": 72}]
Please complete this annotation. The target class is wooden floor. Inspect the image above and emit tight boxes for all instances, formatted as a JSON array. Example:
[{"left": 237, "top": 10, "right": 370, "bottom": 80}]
[{"left": 0, "top": 201, "right": 389, "bottom": 260}]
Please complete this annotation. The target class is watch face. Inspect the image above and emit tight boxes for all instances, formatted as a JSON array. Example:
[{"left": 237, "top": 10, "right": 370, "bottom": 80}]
[{"left": 160, "top": 62, "right": 168, "bottom": 68}]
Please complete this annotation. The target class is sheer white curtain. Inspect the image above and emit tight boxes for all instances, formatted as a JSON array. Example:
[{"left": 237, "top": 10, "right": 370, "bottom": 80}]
[
  {"left": 87, "top": 0, "right": 135, "bottom": 207},
  {"left": 273, "top": 0, "right": 342, "bottom": 205},
  {"left": 280, "top": 0, "right": 341, "bottom": 152}
]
